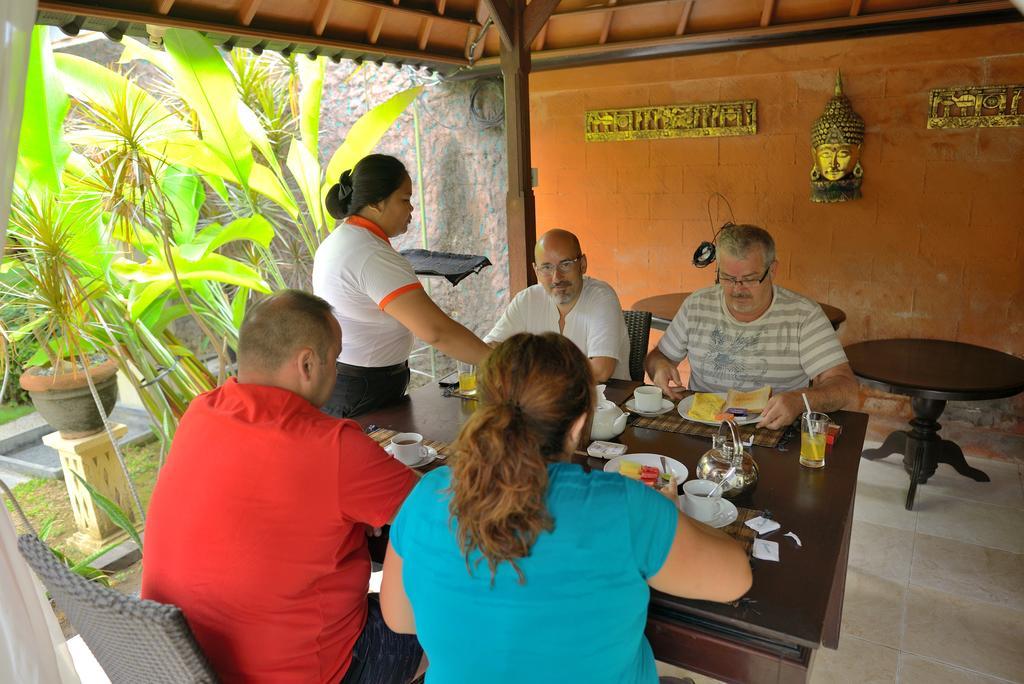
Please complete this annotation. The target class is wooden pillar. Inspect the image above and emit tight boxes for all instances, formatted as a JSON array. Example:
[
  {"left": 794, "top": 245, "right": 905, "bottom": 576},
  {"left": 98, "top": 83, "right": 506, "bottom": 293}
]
[{"left": 485, "top": 0, "right": 557, "bottom": 293}]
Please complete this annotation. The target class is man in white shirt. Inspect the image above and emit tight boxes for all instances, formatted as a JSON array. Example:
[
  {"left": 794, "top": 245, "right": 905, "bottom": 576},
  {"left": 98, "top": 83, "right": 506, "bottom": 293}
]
[
  {"left": 644, "top": 224, "right": 857, "bottom": 429},
  {"left": 484, "top": 229, "right": 631, "bottom": 382}
]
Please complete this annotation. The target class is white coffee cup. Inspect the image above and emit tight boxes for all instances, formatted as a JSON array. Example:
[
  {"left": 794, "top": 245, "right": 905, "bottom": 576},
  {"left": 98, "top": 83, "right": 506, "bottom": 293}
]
[
  {"left": 390, "top": 432, "right": 425, "bottom": 465},
  {"left": 682, "top": 479, "right": 722, "bottom": 522},
  {"left": 634, "top": 385, "right": 663, "bottom": 413}
]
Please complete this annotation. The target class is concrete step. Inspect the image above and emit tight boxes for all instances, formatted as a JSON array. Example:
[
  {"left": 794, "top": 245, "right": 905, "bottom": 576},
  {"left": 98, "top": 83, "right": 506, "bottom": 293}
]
[{"left": 0, "top": 407, "right": 154, "bottom": 480}]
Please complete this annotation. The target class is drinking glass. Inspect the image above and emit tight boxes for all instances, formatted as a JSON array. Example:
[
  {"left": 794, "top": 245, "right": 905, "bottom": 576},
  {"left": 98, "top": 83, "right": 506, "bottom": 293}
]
[
  {"left": 457, "top": 361, "right": 476, "bottom": 395},
  {"left": 800, "top": 412, "right": 830, "bottom": 468}
]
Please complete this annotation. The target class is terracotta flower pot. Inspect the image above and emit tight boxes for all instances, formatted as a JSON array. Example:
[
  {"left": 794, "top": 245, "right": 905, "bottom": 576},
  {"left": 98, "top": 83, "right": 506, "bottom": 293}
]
[{"left": 19, "top": 358, "right": 120, "bottom": 438}]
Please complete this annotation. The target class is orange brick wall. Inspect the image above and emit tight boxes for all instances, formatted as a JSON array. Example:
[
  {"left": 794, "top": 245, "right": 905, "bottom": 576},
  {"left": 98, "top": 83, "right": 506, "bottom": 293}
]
[{"left": 529, "top": 23, "right": 1024, "bottom": 430}]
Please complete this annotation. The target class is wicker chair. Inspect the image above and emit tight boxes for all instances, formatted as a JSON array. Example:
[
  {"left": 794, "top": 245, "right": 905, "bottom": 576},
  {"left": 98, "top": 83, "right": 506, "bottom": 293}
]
[
  {"left": 622, "top": 310, "right": 653, "bottom": 382},
  {"left": 17, "top": 534, "right": 218, "bottom": 684}
]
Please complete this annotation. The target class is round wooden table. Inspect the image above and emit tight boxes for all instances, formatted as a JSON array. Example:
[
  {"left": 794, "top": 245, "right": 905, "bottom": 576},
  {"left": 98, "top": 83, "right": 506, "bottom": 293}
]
[
  {"left": 845, "top": 338, "right": 1024, "bottom": 510},
  {"left": 632, "top": 292, "right": 847, "bottom": 331}
]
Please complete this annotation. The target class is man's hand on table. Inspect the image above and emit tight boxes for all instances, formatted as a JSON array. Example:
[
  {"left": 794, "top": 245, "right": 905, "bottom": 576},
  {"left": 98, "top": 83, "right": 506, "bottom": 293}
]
[
  {"left": 756, "top": 392, "right": 805, "bottom": 430},
  {"left": 646, "top": 350, "right": 687, "bottom": 400}
]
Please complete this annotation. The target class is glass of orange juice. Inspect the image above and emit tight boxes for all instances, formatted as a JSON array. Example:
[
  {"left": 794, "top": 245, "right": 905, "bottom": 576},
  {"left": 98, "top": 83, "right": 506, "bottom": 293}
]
[
  {"left": 799, "top": 412, "right": 829, "bottom": 468},
  {"left": 457, "top": 361, "right": 476, "bottom": 395}
]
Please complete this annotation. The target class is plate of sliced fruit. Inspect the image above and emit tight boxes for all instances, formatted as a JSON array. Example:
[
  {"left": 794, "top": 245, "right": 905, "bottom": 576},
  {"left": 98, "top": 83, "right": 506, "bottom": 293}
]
[{"left": 604, "top": 453, "right": 688, "bottom": 487}]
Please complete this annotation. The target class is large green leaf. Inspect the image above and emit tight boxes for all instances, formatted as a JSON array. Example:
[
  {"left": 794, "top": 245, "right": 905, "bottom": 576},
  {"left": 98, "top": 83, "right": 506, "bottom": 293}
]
[
  {"left": 237, "top": 101, "right": 280, "bottom": 173},
  {"left": 162, "top": 29, "right": 253, "bottom": 185},
  {"left": 71, "top": 471, "right": 143, "bottom": 551},
  {"left": 286, "top": 140, "right": 325, "bottom": 233},
  {"left": 231, "top": 287, "right": 249, "bottom": 329},
  {"left": 323, "top": 86, "right": 422, "bottom": 188},
  {"left": 298, "top": 56, "right": 325, "bottom": 156},
  {"left": 15, "top": 27, "right": 71, "bottom": 197},
  {"left": 54, "top": 53, "right": 183, "bottom": 142},
  {"left": 118, "top": 36, "right": 172, "bottom": 72},
  {"left": 160, "top": 166, "right": 204, "bottom": 244},
  {"left": 160, "top": 139, "right": 298, "bottom": 219},
  {"left": 177, "top": 215, "right": 275, "bottom": 262}
]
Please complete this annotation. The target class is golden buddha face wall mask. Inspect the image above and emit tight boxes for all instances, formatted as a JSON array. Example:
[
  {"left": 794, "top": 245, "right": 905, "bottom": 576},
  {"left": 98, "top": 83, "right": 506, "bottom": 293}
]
[{"left": 810, "top": 72, "right": 865, "bottom": 203}]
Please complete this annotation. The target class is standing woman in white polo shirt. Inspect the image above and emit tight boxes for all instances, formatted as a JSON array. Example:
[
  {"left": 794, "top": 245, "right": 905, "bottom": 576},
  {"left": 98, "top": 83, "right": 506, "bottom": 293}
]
[{"left": 313, "top": 154, "right": 491, "bottom": 418}]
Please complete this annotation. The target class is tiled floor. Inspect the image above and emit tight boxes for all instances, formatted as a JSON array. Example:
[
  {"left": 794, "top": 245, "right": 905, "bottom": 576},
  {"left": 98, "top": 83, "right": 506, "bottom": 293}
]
[{"left": 658, "top": 435, "right": 1024, "bottom": 684}]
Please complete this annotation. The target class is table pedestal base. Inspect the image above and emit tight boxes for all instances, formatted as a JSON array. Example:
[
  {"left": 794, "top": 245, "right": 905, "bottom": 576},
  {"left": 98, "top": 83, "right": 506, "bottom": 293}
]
[{"left": 861, "top": 398, "right": 989, "bottom": 510}]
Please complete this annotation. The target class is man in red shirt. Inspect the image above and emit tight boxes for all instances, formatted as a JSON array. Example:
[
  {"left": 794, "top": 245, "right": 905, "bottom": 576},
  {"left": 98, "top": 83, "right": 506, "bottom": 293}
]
[{"left": 142, "top": 290, "right": 422, "bottom": 683}]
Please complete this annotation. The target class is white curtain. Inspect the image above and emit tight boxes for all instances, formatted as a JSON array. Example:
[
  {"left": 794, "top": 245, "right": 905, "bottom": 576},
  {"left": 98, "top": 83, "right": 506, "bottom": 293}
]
[{"left": 0, "top": 1, "right": 80, "bottom": 682}]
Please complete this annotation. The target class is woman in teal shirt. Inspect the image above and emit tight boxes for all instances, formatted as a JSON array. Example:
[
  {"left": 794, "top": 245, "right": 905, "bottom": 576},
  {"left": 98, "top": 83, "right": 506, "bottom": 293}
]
[{"left": 381, "top": 333, "right": 752, "bottom": 683}]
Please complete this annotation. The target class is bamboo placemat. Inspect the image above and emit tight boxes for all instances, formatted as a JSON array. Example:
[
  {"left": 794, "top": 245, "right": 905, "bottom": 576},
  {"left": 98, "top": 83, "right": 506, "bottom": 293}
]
[
  {"left": 628, "top": 409, "right": 786, "bottom": 448},
  {"left": 368, "top": 428, "right": 452, "bottom": 462},
  {"left": 721, "top": 506, "right": 761, "bottom": 556}
]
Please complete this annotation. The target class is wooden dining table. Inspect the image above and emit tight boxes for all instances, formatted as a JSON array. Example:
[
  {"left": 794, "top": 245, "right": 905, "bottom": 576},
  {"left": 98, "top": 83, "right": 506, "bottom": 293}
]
[
  {"left": 355, "top": 380, "right": 868, "bottom": 684},
  {"left": 633, "top": 292, "right": 847, "bottom": 332}
]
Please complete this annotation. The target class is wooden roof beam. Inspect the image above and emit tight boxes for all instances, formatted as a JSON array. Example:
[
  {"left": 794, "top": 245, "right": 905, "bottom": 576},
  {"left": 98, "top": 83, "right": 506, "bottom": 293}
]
[
  {"left": 676, "top": 0, "right": 694, "bottom": 35},
  {"left": 418, "top": 18, "right": 435, "bottom": 49},
  {"left": 237, "top": 0, "right": 261, "bottom": 26},
  {"left": 523, "top": 0, "right": 560, "bottom": 46},
  {"left": 342, "top": 0, "right": 477, "bottom": 26},
  {"left": 312, "top": 0, "right": 333, "bottom": 35},
  {"left": 368, "top": 8, "right": 386, "bottom": 44},
  {"left": 482, "top": 0, "right": 513, "bottom": 47},
  {"left": 761, "top": 0, "right": 775, "bottom": 27},
  {"left": 39, "top": 0, "right": 469, "bottom": 66},
  {"left": 153, "top": 0, "right": 175, "bottom": 13},
  {"left": 599, "top": 0, "right": 618, "bottom": 45}
]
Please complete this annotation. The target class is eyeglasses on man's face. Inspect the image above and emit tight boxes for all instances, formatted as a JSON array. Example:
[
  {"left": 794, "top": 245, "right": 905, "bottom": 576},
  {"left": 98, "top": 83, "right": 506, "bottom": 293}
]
[
  {"left": 717, "top": 263, "right": 774, "bottom": 288},
  {"left": 534, "top": 255, "right": 583, "bottom": 277}
]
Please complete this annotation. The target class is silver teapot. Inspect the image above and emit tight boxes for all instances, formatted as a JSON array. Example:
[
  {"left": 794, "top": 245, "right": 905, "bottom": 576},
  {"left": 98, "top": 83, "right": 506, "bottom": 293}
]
[{"left": 695, "top": 420, "right": 759, "bottom": 499}]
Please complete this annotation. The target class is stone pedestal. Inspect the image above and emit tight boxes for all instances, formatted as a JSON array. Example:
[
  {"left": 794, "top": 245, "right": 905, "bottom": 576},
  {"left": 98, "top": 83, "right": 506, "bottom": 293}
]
[{"left": 43, "top": 424, "right": 136, "bottom": 555}]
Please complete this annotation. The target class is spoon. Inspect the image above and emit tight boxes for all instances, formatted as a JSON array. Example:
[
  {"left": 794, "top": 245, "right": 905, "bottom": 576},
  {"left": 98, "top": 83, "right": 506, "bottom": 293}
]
[{"left": 707, "top": 466, "right": 737, "bottom": 498}]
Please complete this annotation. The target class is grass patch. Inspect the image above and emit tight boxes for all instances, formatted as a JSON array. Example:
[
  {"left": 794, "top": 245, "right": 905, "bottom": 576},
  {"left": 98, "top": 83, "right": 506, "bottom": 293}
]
[
  {"left": 3, "top": 437, "right": 162, "bottom": 587},
  {"left": 0, "top": 402, "right": 35, "bottom": 426}
]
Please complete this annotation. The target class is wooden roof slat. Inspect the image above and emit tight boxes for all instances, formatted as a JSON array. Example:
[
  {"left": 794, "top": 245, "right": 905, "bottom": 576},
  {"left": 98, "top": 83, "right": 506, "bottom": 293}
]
[
  {"left": 553, "top": 0, "right": 680, "bottom": 21},
  {"left": 533, "top": 21, "right": 549, "bottom": 50},
  {"left": 761, "top": 0, "right": 775, "bottom": 27},
  {"left": 38, "top": 0, "right": 468, "bottom": 66},
  {"left": 153, "top": 0, "right": 175, "bottom": 14},
  {"left": 368, "top": 8, "right": 386, "bottom": 43},
  {"left": 237, "top": 0, "right": 261, "bottom": 27},
  {"left": 474, "top": 0, "right": 1020, "bottom": 70},
  {"left": 417, "top": 17, "right": 435, "bottom": 48},
  {"left": 312, "top": 0, "right": 333, "bottom": 35},
  {"left": 675, "top": 0, "right": 694, "bottom": 35},
  {"left": 850, "top": 0, "right": 862, "bottom": 16},
  {"left": 342, "top": 0, "right": 476, "bottom": 27},
  {"left": 598, "top": 0, "right": 617, "bottom": 44},
  {"left": 523, "top": 0, "right": 560, "bottom": 46},
  {"left": 481, "top": 0, "right": 513, "bottom": 47}
]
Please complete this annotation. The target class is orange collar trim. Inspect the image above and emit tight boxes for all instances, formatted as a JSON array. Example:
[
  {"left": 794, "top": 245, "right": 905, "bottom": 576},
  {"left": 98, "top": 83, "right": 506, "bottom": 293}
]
[{"left": 346, "top": 215, "right": 391, "bottom": 245}]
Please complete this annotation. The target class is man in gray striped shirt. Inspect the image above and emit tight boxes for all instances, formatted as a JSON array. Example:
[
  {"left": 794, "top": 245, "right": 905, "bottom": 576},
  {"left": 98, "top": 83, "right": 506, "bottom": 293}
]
[{"left": 644, "top": 224, "right": 857, "bottom": 430}]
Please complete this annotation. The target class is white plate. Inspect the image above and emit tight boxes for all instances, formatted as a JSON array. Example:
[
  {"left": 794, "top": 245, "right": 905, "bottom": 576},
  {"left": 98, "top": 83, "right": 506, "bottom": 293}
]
[
  {"left": 385, "top": 443, "right": 438, "bottom": 468},
  {"left": 603, "top": 453, "right": 688, "bottom": 482},
  {"left": 680, "top": 497, "right": 739, "bottom": 528},
  {"left": 676, "top": 393, "right": 760, "bottom": 426},
  {"left": 624, "top": 397, "right": 676, "bottom": 417}
]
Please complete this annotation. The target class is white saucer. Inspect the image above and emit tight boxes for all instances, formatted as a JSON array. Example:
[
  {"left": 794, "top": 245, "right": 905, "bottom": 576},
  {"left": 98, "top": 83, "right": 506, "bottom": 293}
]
[
  {"left": 680, "top": 497, "right": 739, "bottom": 528},
  {"left": 385, "top": 443, "right": 438, "bottom": 468},
  {"left": 624, "top": 398, "right": 675, "bottom": 417},
  {"left": 676, "top": 393, "right": 760, "bottom": 426}
]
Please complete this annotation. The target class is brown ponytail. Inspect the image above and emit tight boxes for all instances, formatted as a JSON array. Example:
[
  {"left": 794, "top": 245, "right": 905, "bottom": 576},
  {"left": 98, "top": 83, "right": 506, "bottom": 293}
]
[{"left": 448, "top": 333, "right": 594, "bottom": 584}]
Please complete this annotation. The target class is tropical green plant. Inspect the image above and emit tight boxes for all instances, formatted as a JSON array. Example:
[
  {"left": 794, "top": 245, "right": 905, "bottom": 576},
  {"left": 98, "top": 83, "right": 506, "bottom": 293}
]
[{"left": 3, "top": 26, "right": 423, "bottom": 464}]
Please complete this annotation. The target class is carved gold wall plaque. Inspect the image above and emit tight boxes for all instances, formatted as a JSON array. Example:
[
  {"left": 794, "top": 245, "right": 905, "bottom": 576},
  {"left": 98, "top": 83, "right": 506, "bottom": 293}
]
[
  {"left": 584, "top": 100, "right": 757, "bottom": 141},
  {"left": 927, "top": 84, "right": 1024, "bottom": 129}
]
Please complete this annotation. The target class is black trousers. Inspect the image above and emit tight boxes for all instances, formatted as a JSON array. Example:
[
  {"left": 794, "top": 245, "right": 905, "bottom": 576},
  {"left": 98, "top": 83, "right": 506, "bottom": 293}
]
[{"left": 323, "top": 361, "right": 410, "bottom": 418}]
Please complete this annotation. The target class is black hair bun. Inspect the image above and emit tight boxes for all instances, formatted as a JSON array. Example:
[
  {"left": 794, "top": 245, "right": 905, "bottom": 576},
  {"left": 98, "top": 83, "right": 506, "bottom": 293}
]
[{"left": 324, "top": 170, "right": 355, "bottom": 219}]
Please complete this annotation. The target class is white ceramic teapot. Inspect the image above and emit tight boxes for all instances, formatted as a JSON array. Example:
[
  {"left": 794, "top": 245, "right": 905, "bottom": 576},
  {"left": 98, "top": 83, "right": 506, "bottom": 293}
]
[{"left": 590, "top": 384, "right": 628, "bottom": 440}]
